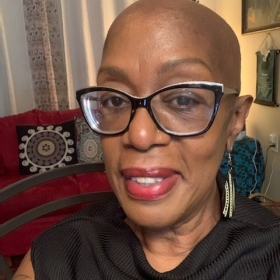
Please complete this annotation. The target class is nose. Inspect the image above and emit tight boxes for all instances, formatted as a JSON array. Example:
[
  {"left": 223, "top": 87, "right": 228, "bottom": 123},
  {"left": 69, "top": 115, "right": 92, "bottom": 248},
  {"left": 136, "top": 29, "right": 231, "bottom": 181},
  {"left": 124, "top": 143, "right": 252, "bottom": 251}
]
[{"left": 122, "top": 108, "right": 171, "bottom": 150}]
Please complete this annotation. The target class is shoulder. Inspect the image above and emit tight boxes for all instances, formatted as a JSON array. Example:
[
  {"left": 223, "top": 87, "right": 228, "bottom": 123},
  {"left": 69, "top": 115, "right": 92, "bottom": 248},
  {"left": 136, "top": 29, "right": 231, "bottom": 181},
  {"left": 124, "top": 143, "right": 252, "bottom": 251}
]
[
  {"left": 217, "top": 171, "right": 280, "bottom": 228},
  {"left": 32, "top": 195, "right": 126, "bottom": 257},
  {"left": 233, "top": 193, "right": 280, "bottom": 228},
  {"left": 30, "top": 195, "right": 130, "bottom": 277},
  {"left": 203, "top": 194, "right": 280, "bottom": 275},
  {"left": 226, "top": 194, "right": 280, "bottom": 258}
]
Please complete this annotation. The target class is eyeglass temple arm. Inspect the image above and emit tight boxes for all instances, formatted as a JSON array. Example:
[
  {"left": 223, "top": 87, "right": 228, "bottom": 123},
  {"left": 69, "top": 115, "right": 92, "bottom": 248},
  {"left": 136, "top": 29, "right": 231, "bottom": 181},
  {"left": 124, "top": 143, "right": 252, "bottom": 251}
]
[{"left": 224, "top": 87, "right": 239, "bottom": 95}]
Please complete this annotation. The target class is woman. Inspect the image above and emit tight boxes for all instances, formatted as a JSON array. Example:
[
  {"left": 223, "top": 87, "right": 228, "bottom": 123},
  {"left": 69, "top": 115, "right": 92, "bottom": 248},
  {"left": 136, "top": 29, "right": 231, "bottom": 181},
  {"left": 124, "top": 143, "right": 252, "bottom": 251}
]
[{"left": 13, "top": 0, "right": 280, "bottom": 279}]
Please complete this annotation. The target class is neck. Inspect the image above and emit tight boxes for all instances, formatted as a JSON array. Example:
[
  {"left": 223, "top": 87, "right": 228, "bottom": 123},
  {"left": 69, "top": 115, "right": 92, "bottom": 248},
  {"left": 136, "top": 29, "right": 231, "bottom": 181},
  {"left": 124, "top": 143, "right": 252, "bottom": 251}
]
[{"left": 126, "top": 186, "right": 221, "bottom": 272}]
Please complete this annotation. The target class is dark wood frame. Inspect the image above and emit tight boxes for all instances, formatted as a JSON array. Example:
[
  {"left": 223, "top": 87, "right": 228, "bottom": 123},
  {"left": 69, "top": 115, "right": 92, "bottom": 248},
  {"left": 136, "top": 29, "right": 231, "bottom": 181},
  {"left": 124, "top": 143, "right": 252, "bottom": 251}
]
[{"left": 242, "top": 0, "right": 280, "bottom": 34}]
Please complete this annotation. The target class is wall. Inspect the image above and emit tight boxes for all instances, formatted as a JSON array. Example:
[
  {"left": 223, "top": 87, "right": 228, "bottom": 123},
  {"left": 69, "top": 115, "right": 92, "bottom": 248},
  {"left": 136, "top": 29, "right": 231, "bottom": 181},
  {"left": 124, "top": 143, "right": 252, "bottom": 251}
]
[{"left": 214, "top": 0, "right": 280, "bottom": 199}]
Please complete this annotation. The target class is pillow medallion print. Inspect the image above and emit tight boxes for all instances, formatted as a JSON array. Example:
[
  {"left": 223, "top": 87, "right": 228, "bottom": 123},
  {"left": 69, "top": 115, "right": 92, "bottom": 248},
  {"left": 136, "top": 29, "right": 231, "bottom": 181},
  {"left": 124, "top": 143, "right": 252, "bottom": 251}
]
[
  {"left": 16, "top": 120, "right": 78, "bottom": 174},
  {"left": 74, "top": 117, "right": 104, "bottom": 163}
]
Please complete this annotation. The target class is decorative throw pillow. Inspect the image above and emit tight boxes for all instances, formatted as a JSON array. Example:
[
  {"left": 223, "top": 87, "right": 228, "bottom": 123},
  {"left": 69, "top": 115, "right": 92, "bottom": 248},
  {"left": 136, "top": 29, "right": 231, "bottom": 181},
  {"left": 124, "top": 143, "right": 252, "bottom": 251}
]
[
  {"left": 75, "top": 117, "right": 104, "bottom": 163},
  {"left": 16, "top": 120, "right": 78, "bottom": 174}
]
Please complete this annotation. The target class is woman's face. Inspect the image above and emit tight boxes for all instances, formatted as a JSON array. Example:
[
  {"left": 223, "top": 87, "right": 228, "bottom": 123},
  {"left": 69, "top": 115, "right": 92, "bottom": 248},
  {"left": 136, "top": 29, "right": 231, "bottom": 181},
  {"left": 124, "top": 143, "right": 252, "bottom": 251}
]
[{"left": 97, "top": 15, "right": 236, "bottom": 229}]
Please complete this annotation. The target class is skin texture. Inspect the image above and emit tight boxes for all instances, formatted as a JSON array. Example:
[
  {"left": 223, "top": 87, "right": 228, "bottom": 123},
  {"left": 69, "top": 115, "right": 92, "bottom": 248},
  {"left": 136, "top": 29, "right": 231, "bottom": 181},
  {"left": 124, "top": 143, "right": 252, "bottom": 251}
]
[{"left": 12, "top": 0, "right": 253, "bottom": 277}]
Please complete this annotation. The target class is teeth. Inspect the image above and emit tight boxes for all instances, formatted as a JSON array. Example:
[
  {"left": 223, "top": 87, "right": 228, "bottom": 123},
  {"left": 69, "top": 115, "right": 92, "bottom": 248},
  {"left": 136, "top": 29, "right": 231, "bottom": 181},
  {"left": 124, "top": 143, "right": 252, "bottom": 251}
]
[{"left": 131, "top": 177, "right": 163, "bottom": 186}]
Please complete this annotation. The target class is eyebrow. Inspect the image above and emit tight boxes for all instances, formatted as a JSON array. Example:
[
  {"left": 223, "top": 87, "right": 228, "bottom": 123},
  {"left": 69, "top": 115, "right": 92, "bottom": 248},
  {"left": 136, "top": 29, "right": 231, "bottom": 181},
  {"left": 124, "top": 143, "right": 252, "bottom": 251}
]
[
  {"left": 157, "top": 57, "right": 212, "bottom": 76},
  {"left": 97, "top": 57, "right": 212, "bottom": 83},
  {"left": 97, "top": 66, "right": 130, "bottom": 84}
]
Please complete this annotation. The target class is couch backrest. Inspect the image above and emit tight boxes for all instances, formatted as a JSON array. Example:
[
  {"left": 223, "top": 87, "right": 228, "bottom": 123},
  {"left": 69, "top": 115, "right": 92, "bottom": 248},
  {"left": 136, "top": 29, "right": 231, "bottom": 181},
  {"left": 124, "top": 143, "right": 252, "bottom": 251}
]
[
  {"left": 0, "top": 108, "right": 82, "bottom": 173},
  {"left": 37, "top": 108, "right": 82, "bottom": 125}
]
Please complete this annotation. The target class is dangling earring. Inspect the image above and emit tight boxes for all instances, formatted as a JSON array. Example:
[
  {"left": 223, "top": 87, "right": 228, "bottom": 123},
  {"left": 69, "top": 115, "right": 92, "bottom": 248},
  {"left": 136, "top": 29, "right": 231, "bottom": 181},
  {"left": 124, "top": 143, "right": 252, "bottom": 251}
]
[{"left": 222, "top": 151, "right": 235, "bottom": 218}]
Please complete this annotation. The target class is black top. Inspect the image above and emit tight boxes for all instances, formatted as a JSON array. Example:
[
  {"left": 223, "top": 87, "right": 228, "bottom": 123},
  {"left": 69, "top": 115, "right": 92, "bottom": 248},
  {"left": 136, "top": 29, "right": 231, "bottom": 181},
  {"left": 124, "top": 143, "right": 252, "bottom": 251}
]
[{"left": 31, "top": 174, "right": 280, "bottom": 279}]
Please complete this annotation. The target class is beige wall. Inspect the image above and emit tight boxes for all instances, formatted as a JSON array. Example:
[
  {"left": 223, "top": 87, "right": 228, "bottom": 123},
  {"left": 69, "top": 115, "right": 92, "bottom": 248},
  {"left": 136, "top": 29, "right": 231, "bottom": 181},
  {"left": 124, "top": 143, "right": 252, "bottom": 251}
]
[{"left": 212, "top": 0, "right": 280, "bottom": 199}]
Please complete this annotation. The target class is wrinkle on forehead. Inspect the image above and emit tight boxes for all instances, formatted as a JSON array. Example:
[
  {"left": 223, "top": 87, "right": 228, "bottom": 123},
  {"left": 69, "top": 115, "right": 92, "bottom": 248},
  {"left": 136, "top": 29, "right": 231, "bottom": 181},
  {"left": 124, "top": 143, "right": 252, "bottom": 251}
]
[{"left": 97, "top": 57, "right": 212, "bottom": 87}]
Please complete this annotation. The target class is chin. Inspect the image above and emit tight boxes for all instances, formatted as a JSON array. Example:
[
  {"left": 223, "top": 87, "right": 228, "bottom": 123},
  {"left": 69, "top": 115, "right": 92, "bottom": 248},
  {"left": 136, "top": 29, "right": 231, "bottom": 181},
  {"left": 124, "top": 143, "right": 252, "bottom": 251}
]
[{"left": 122, "top": 199, "right": 182, "bottom": 230}]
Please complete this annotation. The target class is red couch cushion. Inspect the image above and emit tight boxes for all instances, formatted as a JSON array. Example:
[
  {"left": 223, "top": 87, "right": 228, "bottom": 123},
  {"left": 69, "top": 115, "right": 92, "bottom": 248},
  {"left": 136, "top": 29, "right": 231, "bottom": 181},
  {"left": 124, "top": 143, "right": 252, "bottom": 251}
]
[
  {"left": 0, "top": 171, "right": 29, "bottom": 190},
  {"left": 37, "top": 108, "right": 82, "bottom": 125},
  {"left": 0, "top": 171, "right": 112, "bottom": 256},
  {"left": 0, "top": 154, "right": 8, "bottom": 176},
  {"left": 0, "top": 215, "right": 68, "bottom": 256},
  {"left": 0, "top": 174, "right": 81, "bottom": 223},
  {"left": 76, "top": 172, "right": 112, "bottom": 193}
]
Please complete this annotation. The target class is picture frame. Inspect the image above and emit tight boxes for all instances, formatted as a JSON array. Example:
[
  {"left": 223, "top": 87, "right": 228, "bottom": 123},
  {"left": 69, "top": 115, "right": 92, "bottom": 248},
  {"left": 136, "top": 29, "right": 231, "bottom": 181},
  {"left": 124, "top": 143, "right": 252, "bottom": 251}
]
[
  {"left": 254, "top": 49, "right": 279, "bottom": 107},
  {"left": 242, "top": 0, "right": 280, "bottom": 34}
]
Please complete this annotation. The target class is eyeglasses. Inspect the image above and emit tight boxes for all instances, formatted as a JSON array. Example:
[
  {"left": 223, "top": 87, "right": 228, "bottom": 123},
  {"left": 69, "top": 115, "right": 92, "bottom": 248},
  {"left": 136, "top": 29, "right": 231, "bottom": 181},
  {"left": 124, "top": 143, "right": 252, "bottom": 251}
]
[{"left": 76, "top": 82, "right": 238, "bottom": 137}]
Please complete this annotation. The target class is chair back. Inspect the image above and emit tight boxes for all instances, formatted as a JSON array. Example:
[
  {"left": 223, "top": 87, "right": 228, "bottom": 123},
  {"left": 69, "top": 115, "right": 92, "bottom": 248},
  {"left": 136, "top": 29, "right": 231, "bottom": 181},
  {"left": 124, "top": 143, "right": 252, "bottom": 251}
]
[{"left": 0, "top": 163, "right": 113, "bottom": 280}]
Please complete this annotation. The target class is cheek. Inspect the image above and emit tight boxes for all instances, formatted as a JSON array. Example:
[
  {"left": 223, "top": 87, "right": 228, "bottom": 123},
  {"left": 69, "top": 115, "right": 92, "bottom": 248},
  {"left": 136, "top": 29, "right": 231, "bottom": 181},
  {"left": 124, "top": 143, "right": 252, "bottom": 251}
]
[
  {"left": 181, "top": 136, "right": 222, "bottom": 170},
  {"left": 181, "top": 121, "right": 228, "bottom": 175}
]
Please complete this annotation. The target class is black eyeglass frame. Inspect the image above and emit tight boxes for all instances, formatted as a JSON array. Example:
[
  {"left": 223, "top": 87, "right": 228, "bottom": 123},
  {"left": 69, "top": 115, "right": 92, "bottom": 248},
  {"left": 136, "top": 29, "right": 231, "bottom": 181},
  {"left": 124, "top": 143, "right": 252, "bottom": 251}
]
[{"left": 76, "top": 82, "right": 238, "bottom": 137}]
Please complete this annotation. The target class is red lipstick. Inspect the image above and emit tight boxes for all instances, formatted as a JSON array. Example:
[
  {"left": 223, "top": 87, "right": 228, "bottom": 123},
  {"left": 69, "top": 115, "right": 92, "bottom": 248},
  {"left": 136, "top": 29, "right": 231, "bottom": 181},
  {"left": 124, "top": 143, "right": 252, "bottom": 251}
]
[{"left": 121, "top": 168, "right": 179, "bottom": 200}]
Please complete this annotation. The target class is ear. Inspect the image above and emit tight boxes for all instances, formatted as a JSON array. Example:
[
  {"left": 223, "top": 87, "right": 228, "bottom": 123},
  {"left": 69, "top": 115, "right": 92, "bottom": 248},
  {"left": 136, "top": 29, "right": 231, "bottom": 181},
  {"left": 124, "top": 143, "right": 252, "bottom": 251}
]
[{"left": 226, "top": 95, "right": 253, "bottom": 152}]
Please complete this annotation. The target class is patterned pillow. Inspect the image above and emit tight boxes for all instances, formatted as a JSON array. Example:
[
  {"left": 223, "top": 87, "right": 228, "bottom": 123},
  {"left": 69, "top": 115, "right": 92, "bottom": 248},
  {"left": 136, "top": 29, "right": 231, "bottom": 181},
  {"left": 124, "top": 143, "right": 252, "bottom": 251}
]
[
  {"left": 16, "top": 120, "right": 77, "bottom": 174},
  {"left": 219, "top": 137, "right": 264, "bottom": 197},
  {"left": 75, "top": 117, "right": 104, "bottom": 163}
]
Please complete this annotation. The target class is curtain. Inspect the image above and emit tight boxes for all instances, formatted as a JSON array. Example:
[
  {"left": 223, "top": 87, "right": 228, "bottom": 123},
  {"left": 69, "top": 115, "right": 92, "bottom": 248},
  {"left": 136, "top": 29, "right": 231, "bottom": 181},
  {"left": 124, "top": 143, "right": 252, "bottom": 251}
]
[
  {"left": 0, "top": 0, "right": 136, "bottom": 116},
  {"left": 60, "top": 0, "right": 137, "bottom": 108},
  {"left": 23, "top": 0, "right": 69, "bottom": 111},
  {"left": 22, "top": 0, "right": 138, "bottom": 111}
]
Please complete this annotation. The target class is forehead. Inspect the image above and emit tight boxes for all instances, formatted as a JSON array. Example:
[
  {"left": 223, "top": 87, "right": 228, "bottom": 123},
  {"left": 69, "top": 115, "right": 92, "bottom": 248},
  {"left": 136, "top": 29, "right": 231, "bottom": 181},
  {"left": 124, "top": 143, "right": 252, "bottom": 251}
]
[
  {"left": 98, "top": 11, "right": 222, "bottom": 89},
  {"left": 99, "top": 24, "right": 215, "bottom": 83}
]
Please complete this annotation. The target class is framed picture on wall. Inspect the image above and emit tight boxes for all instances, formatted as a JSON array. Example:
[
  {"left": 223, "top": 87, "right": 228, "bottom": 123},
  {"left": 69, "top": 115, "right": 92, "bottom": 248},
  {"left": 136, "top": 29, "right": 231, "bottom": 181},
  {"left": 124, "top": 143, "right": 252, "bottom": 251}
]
[
  {"left": 254, "top": 49, "right": 280, "bottom": 107},
  {"left": 242, "top": 0, "right": 280, "bottom": 34}
]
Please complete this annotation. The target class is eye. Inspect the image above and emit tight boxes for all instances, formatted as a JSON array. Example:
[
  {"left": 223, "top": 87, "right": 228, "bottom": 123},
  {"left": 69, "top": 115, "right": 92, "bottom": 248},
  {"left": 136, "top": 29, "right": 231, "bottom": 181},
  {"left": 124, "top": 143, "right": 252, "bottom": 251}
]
[
  {"left": 100, "top": 92, "right": 130, "bottom": 110},
  {"left": 103, "top": 96, "right": 125, "bottom": 107},
  {"left": 162, "top": 89, "right": 203, "bottom": 112},
  {"left": 172, "top": 94, "right": 197, "bottom": 107}
]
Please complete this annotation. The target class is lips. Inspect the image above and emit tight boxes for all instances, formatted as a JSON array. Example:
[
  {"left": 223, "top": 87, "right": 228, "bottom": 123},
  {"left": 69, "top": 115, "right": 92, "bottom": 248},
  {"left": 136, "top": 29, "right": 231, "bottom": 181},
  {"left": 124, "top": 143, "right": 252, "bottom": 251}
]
[{"left": 121, "top": 168, "right": 180, "bottom": 200}]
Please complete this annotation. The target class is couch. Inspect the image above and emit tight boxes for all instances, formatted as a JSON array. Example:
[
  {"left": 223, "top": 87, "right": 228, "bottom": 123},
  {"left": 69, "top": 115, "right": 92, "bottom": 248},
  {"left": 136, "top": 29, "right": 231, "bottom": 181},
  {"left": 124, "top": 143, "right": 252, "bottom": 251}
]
[{"left": 0, "top": 108, "right": 111, "bottom": 257}]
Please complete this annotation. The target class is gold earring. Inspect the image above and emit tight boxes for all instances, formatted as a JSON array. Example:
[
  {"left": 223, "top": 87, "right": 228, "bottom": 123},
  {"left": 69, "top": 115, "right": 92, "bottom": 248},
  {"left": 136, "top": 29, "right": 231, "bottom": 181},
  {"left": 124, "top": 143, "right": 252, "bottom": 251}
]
[{"left": 222, "top": 151, "right": 235, "bottom": 218}]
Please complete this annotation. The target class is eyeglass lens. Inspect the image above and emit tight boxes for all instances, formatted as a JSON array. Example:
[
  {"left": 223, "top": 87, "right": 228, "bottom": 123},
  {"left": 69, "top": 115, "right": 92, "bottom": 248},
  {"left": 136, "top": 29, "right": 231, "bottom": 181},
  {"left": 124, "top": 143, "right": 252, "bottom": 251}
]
[{"left": 80, "top": 86, "right": 216, "bottom": 135}]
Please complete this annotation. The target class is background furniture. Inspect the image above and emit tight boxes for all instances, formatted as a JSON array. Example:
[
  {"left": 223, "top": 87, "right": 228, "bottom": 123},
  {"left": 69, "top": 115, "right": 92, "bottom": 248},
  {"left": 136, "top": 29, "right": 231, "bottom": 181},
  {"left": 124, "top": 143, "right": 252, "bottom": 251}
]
[
  {"left": 0, "top": 162, "right": 113, "bottom": 280},
  {"left": 220, "top": 136, "right": 265, "bottom": 197},
  {"left": 249, "top": 193, "right": 280, "bottom": 216},
  {"left": 0, "top": 109, "right": 111, "bottom": 257}
]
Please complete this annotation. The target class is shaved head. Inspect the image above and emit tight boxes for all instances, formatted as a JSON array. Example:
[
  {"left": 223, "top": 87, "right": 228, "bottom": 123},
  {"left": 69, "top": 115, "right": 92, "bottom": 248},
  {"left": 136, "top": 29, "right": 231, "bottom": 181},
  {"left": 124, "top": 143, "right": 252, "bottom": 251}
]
[{"left": 102, "top": 0, "right": 241, "bottom": 92}]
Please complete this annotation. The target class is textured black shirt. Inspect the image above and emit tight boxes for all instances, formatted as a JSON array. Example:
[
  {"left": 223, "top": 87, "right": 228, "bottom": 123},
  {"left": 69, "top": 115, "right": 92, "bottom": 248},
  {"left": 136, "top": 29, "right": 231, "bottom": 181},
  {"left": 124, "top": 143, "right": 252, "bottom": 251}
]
[{"left": 32, "top": 175, "right": 280, "bottom": 279}]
